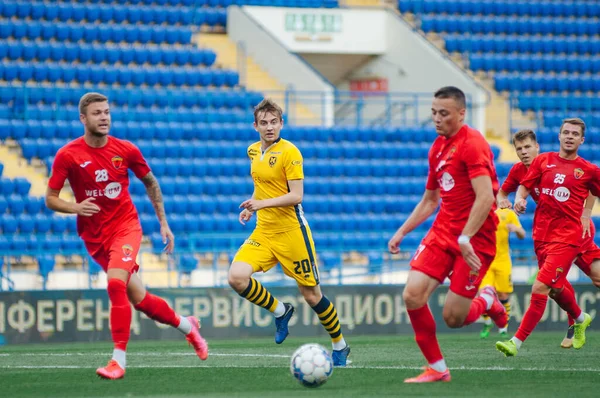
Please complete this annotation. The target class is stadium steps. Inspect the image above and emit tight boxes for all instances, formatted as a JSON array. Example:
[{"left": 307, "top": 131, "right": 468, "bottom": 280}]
[
  {"left": 195, "top": 32, "right": 319, "bottom": 125},
  {"left": 0, "top": 142, "right": 50, "bottom": 197},
  {"left": 340, "top": 0, "right": 398, "bottom": 9}
]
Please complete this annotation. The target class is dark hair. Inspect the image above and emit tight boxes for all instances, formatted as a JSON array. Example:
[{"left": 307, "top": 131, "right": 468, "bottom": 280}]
[
  {"left": 79, "top": 92, "right": 108, "bottom": 115},
  {"left": 560, "top": 117, "right": 586, "bottom": 137},
  {"left": 434, "top": 86, "right": 466, "bottom": 109},
  {"left": 512, "top": 129, "right": 537, "bottom": 145},
  {"left": 253, "top": 98, "right": 283, "bottom": 123}
]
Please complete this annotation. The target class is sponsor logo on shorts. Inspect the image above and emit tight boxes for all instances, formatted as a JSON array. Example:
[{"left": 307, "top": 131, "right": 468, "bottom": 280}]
[
  {"left": 111, "top": 156, "right": 123, "bottom": 169},
  {"left": 122, "top": 244, "right": 133, "bottom": 262},
  {"left": 466, "top": 270, "right": 479, "bottom": 291},
  {"left": 244, "top": 239, "right": 261, "bottom": 247},
  {"left": 552, "top": 267, "right": 564, "bottom": 284},
  {"left": 122, "top": 244, "right": 133, "bottom": 256}
]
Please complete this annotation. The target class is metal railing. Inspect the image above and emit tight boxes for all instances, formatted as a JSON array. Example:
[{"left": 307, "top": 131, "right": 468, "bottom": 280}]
[{"left": 2, "top": 84, "right": 474, "bottom": 128}]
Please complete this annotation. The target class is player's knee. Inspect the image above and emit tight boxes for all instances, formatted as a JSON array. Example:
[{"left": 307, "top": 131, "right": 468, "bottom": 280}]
[
  {"left": 227, "top": 269, "right": 250, "bottom": 293},
  {"left": 443, "top": 314, "right": 464, "bottom": 329},
  {"left": 301, "top": 289, "right": 322, "bottom": 307},
  {"left": 402, "top": 286, "right": 427, "bottom": 309}
]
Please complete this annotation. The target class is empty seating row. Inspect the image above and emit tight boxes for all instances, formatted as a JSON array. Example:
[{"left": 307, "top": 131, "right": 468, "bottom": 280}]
[
  {"left": 445, "top": 34, "right": 600, "bottom": 55},
  {"left": 140, "top": 213, "right": 432, "bottom": 234},
  {"left": 0, "top": 41, "right": 216, "bottom": 67},
  {"left": 470, "top": 54, "right": 600, "bottom": 74},
  {"left": 0, "top": 86, "right": 255, "bottom": 109},
  {"left": 495, "top": 73, "right": 600, "bottom": 93},
  {"left": 421, "top": 16, "right": 600, "bottom": 36},
  {"left": 125, "top": 176, "right": 431, "bottom": 196},
  {"left": 400, "top": 0, "right": 600, "bottom": 18},
  {"left": 0, "top": 178, "right": 32, "bottom": 196},
  {"left": 0, "top": 21, "right": 193, "bottom": 45},
  {"left": 54, "top": 0, "right": 338, "bottom": 8},
  {"left": 149, "top": 231, "right": 418, "bottom": 253},
  {"left": 539, "top": 114, "right": 600, "bottom": 135},
  {"left": 513, "top": 94, "right": 600, "bottom": 113},
  {"left": 133, "top": 194, "right": 424, "bottom": 216},
  {"left": 0, "top": 195, "right": 51, "bottom": 216},
  {"left": 0, "top": 62, "right": 239, "bottom": 88},
  {"left": 0, "top": 3, "right": 226, "bottom": 27},
  {"left": 0, "top": 233, "right": 84, "bottom": 253},
  {"left": 2, "top": 117, "right": 442, "bottom": 143},
  {"left": 0, "top": 214, "right": 77, "bottom": 234}
]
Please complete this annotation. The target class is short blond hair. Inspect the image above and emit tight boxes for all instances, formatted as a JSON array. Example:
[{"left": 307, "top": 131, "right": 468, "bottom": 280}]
[
  {"left": 560, "top": 117, "right": 586, "bottom": 137},
  {"left": 253, "top": 98, "right": 283, "bottom": 123},
  {"left": 79, "top": 92, "right": 108, "bottom": 115}
]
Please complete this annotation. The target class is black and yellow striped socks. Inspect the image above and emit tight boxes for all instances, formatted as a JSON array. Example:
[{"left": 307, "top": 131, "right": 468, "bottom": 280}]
[
  {"left": 500, "top": 299, "right": 511, "bottom": 323},
  {"left": 312, "top": 296, "right": 346, "bottom": 349},
  {"left": 239, "top": 278, "right": 279, "bottom": 313}
]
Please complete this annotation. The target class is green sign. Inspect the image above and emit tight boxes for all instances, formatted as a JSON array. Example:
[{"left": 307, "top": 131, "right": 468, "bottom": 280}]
[{"left": 284, "top": 12, "right": 342, "bottom": 35}]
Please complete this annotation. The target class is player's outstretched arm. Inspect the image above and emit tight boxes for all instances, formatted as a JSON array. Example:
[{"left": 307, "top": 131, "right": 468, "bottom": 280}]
[
  {"left": 388, "top": 188, "right": 439, "bottom": 254},
  {"left": 45, "top": 187, "right": 100, "bottom": 216},
  {"left": 240, "top": 179, "right": 303, "bottom": 212},
  {"left": 496, "top": 188, "right": 512, "bottom": 209},
  {"left": 141, "top": 172, "right": 174, "bottom": 253}
]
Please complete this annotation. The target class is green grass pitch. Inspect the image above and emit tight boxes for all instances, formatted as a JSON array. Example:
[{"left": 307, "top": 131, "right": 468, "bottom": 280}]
[{"left": 0, "top": 332, "right": 597, "bottom": 397}]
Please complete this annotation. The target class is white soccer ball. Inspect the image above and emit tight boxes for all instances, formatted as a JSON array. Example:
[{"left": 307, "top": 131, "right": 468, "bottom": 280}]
[{"left": 290, "top": 343, "right": 334, "bottom": 388}]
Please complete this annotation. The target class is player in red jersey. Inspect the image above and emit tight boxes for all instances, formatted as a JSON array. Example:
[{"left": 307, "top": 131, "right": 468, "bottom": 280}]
[
  {"left": 388, "top": 86, "right": 507, "bottom": 383},
  {"left": 497, "top": 128, "right": 600, "bottom": 348},
  {"left": 496, "top": 118, "right": 600, "bottom": 357},
  {"left": 46, "top": 93, "right": 208, "bottom": 379}
]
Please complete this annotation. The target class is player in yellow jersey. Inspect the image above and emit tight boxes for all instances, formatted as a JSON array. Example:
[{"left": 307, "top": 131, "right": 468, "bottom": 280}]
[
  {"left": 479, "top": 208, "right": 526, "bottom": 338},
  {"left": 227, "top": 99, "right": 350, "bottom": 366}
]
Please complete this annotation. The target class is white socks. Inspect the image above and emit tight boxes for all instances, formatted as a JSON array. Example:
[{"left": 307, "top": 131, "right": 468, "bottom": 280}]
[
  {"left": 177, "top": 315, "right": 192, "bottom": 335},
  {"left": 273, "top": 301, "right": 286, "bottom": 317},
  {"left": 332, "top": 338, "right": 347, "bottom": 351},
  {"left": 480, "top": 292, "right": 494, "bottom": 310},
  {"left": 575, "top": 312, "right": 585, "bottom": 323},
  {"left": 112, "top": 349, "right": 126, "bottom": 369},
  {"left": 510, "top": 337, "right": 523, "bottom": 349},
  {"left": 484, "top": 318, "right": 493, "bottom": 326},
  {"left": 430, "top": 359, "right": 448, "bottom": 373}
]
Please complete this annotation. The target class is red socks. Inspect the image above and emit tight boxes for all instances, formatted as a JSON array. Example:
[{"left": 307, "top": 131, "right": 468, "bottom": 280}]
[
  {"left": 561, "top": 282, "right": 577, "bottom": 326},
  {"left": 407, "top": 305, "right": 444, "bottom": 364},
  {"left": 107, "top": 279, "right": 131, "bottom": 351},
  {"left": 552, "top": 284, "right": 582, "bottom": 321},
  {"left": 515, "top": 293, "right": 548, "bottom": 342},
  {"left": 134, "top": 293, "right": 180, "bottom": 327},
  {"left": 463, "top": 297, "right": 487, "bottom": 325}
]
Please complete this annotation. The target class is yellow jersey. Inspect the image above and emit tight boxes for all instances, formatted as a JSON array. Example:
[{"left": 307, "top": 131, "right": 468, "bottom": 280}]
[
  {"left": 247, "top": 138, "right": 306, "bottom": 233},
  {"left": 492, "top": 208, "right": 522, "bottom": 267}
]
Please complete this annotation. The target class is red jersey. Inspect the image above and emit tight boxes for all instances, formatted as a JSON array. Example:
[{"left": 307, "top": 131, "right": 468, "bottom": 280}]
[
  {"left": 501, "top": 162, "right": 541, "bottom": 202},
  {"left": 520, "top": 152, "right": 600, "bottom": 244},
  {"left": 48, "top": 136, "right": 151, "bottom": 243},
  {"left": 426, "top": 125, "right": 499, "bottom": 256}
]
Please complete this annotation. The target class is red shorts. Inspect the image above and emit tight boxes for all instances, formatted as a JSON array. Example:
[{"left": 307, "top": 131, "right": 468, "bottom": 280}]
[
  {"left": 84, "top": 227, "right": 142, "bottom": 274},
  {"left": 575, "top": 238, "right": 600, "bottom": 277},
  {"left": 534, "top": 241, "right": 580, "bottom": 289},
  {"left": 410, "top": 231, "right": 495, "bottom": 299}
]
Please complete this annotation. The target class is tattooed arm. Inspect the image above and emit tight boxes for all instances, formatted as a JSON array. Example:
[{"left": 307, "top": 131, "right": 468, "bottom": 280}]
[{"left": 141, "top": 172, "right": 174, "bottom": 253}]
